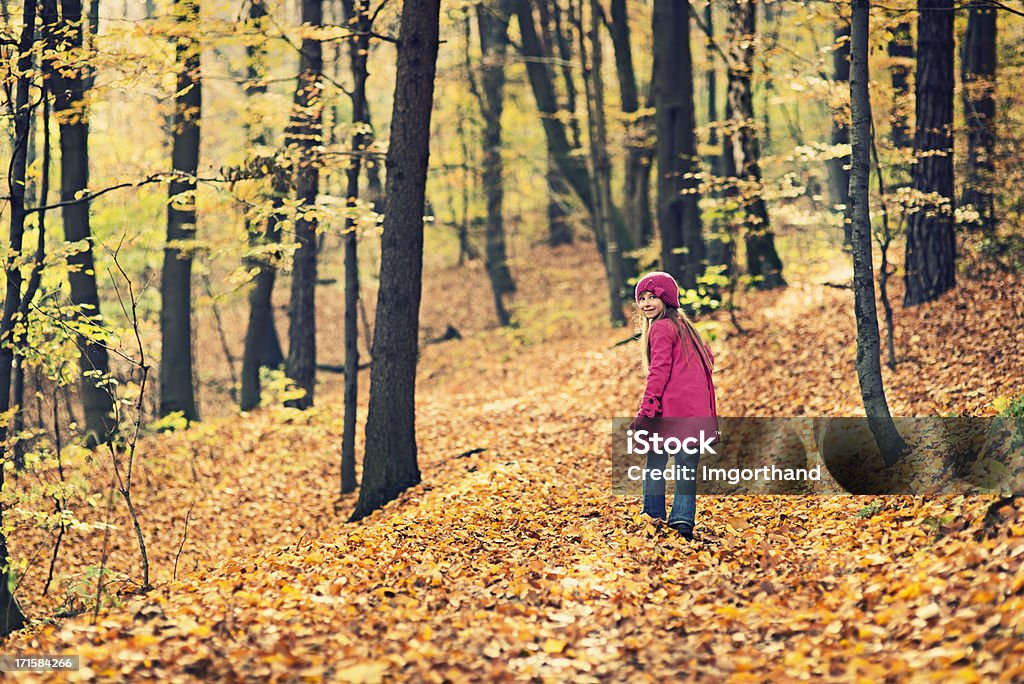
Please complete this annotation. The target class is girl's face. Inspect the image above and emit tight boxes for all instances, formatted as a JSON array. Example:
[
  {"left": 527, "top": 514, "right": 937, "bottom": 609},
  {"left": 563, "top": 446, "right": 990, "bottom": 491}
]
[{"left": 637, "top": 291, "right": 665, "bottom": 319}]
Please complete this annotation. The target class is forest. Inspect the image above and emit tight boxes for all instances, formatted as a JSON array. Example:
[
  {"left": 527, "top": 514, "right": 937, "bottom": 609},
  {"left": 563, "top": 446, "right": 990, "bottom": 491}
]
[{"left": 0, "top": 0, "right": 1022, "bottom": 679}]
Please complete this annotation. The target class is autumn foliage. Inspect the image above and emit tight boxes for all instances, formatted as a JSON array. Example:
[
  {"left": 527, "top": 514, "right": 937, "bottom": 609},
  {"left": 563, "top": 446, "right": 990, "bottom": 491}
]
[
  {"left": 2, "top": 0, "right": 1024, "bottom": 679},
  {"left": 1, "top": 245, "right": 1021, "bottom": 681}
]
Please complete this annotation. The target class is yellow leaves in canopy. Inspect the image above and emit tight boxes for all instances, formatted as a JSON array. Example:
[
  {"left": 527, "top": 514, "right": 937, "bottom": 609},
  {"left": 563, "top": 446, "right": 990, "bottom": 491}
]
[{"left": 296, "top": 25, "right": 352, "bottom": 42}]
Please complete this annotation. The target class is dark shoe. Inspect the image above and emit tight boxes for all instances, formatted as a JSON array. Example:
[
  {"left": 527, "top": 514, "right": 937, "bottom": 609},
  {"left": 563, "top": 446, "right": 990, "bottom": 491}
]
[{"left": 669, "top": 523, "right": 694, "bottom": 540}]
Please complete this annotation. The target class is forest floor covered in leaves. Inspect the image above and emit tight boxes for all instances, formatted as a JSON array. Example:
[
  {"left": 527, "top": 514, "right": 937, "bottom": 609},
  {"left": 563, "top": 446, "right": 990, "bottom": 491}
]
[{"left": 4, "top": 243, "right": 1024, "bottom": 681}]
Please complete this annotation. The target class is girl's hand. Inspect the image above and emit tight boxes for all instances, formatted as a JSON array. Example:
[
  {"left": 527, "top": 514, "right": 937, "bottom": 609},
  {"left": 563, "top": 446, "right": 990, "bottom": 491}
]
[{"left": 628, "top": 414, "right": 655, "bottom": 433}]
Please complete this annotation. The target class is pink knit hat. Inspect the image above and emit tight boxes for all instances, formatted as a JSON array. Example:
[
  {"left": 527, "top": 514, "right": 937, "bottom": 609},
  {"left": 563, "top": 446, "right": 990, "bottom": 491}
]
[{"left": 634, "top": 271, "right": 680, "bottom": 309}]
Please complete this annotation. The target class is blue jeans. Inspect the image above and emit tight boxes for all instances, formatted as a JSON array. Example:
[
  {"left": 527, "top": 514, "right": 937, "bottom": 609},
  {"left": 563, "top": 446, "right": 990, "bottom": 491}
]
[{"left": 641, "top": 449, "right": 699, "bottom": 529}]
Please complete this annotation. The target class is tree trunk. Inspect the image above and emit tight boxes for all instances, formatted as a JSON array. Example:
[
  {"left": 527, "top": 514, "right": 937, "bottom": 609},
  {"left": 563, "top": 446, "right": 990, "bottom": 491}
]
[
  {"left": 476, "top": 0, "right": 516, "bottom": 326},
  {"left": 339, "top": 0, "right": 371, "bottom": 494},
  {"left": 903, "top": 0, "right": 955, "bottom": 306},
  {"left": 726, "top": 0, "right": 784, "bottom": 289},
  {"left": 547, "top": 0, "right": 582, "bottom": 149},
  {"left": 239, "top": 0, "right": 285, "bottom": 412},
  {"left": 704, "top": 2, "right": 719, "bottom": 172},
  {"left": 0, "top": 525, "right": 26, "bottom": 635},
  {"left": 160, "top": 0, "right": 201, "bottom": 421},
  {"left": 609, "top": 0, "right": 652, "bottom": 247},
  {"left": 240, "top": 173, "right": 287, "bottom": 412},
  {"left": 349, "top": 0, "right": 440, "bottom": 522},
  {"left": 12, "top": 94, "right": 51, "bottom": 470},
  {"left": 654, "top": 0, "right": 703, "bottom": 290},
  {"left": 607, "top": 0, "right": 637, "bottom": 137},
  {"left": 363, "top": 99, "right": 384, "bottom": 213},
  {"left": 584, "top": 0, "right": 625, "bottom": 326},
  {"left": 849, "top": 0, "right": 907, "bottom": 466},
  {"left": 548, "top": 0, "right": 579, "bottom": 247},
  {"left": 703, "top": 3, "right": 732, "bottom": 277},
  {"left": 453, "top": 110, "right": 474, "bottom": 267},
  {"left": 828, "top": 20, "right": 852, "bottom": 246},
  {"left": 239, "top": 0, "right": 284, "bottom": 411},
  {"left": 716, "top": 58, "right": 740, "bottom": 280},
  {"left": 961, "top": 4, "right": 996, "bottom": 233},
  {"left": 546, "top": 155, "right": 574, "bottom": 246},
  {"left": 0, "top": 0, "right": 36, "bottom": 636},
  {"left": 284, "top": 0, "right": 324, "bottom": 409},
  {"left": 83, "top": 0, "right": 99, "bottom": 90},
  {"left": 512, "top": 0, "right": 634, "bottom": 265},
  {"left": 537, "top": 0, "right": 578, "bottom": 246},
  {"left": 513, "top": 0, "right": 595, "bottom": 220},
  {"left": 40, "top": 0, "right": 116, "bottom": 444},
  {"left": 759, "top": 0, "right": 782, "bottom": 147},
  {"left": 888, "top": 20, "right": 913, "bottom": 150}
]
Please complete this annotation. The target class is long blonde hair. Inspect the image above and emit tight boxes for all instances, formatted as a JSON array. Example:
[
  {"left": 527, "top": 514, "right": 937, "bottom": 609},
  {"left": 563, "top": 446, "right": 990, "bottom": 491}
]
[{"left": 637, "top": 306, "right": 715, "bottom": 375}]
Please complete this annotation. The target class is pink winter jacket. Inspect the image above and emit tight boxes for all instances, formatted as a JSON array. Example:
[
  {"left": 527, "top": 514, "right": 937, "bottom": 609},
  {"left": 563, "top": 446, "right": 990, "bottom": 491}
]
[{"left": 637, "top": 318, "right": 717, "bottom": 421}]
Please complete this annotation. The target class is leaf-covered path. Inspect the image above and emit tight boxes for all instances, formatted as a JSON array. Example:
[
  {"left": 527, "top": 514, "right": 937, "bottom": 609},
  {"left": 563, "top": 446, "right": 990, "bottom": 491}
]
[{"left": 4, "top": 247, "right": 1023, "bottom": 681}]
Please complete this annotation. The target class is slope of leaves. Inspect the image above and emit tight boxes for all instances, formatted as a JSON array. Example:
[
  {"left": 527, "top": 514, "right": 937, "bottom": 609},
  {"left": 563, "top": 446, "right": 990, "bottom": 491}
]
[{"left": 3, "top": 244, "right": 1023, "bottom": 682}]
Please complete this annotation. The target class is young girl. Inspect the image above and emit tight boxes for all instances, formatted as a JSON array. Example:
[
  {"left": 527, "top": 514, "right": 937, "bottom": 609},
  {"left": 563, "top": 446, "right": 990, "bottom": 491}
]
[{"left": 628, "top": 271, "right": 718, "bottom": 540}]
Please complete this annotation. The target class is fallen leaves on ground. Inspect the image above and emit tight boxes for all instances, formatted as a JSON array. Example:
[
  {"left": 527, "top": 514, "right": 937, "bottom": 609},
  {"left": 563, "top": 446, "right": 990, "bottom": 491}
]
[{"left": 3, "top": 245, "right": 1023, "bottom": 681}]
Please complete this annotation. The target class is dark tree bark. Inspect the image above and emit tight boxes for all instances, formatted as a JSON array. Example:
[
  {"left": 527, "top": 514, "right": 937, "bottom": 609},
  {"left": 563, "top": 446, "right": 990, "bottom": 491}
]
[
  {"left": 0, "top": 0, "right": 36, "bottom": 636},
  {"left": 475, "top": 0, "right": 516, "bottom": 326},
  {"left": 83, "top": 0, "right": 98, "bottom": 90},
  {"left": 544, "top": 0, "right": 582, "bottom": 149},
  {"left": 239, "top": 0, "right": 286, "bottom": 412},
  {"left": 758, "top": 0, "right": 783, "bottom": 147},
  {"left": 512, "top": 0, "right": 634, "bottom": 264},
  {"left": 453, "top": 109, "right": 475, "bottom": 267},
  {"left": 546, "top": 155, "right": 574, "bottom": 246},
  {"left": 582, "top": 0, "right": 625, "bottom": 326},
  {"left": 849, "top": 0, "right": 908, "bottom": 467},
  {"left": 339, "top": 0, "right": 372, "bottom": 494},
  {"left": 609, "top": 0, "right": 653, "bottom": 247},
  {"left": 702, "top": 3, "right": 733, "bottom": 277},
  {"left": 239, "top": 184, "right": 285, "bottom": 413},
  {"left": 704, "top": 2, "right": 719, "bottom": 173},
  {"left": 284, "top": 0, "right": 324, "bottom": 409},
  {"left": 12, "top": 92, "right": 51, "bottom": 470},
  {"left": 961, "top": 4, "right": 996, "bottom": 232},
  {"left": 903, "top": 0, "right": 955, "bottom": 306},
  {"left": 1, "top": 4, "right": 34, "bottom": 444},
  {"left": 0, "top": 525, "right": 26, "bottom": 635},
  {"left": 607, "top": 0, "right": 636, "bottom": 133},
  {"left": 362, "top": 99, "right": 385, "bottom": 213},
  {"left": 888, "top": 20, "right": 913, "bottom": 150},
  {"left": 829, "top": 19, "right": 852, "bottom": 246},
  {"left": 350, "top": 0, "right": 440, "bottom": 522},
  {"left": 726, "top": 0, "right": 784, "bottom": 289},
  {"left": 40, "top": 0, "right": 116, "bottom": 444},
  {"left": 536, "top": 0, "right": 577, "bottom": 246},
  {"left": 513, "top": 0, "right": 594, "bottom": 219},
  {"left": 654, "top": 0, "right": 703, "bottom": 290},
  {"left": 160, "top": 0, "right": 201, "bottom": 421},
  {"left": 721, "top": 50, "right": 741, "bottom": 277}
]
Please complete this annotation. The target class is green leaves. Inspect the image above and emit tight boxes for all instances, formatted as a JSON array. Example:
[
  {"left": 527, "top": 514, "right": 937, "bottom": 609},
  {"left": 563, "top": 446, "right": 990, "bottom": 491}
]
[{"left": 148, "top": 411, "right": 189, "bottom": 434}]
